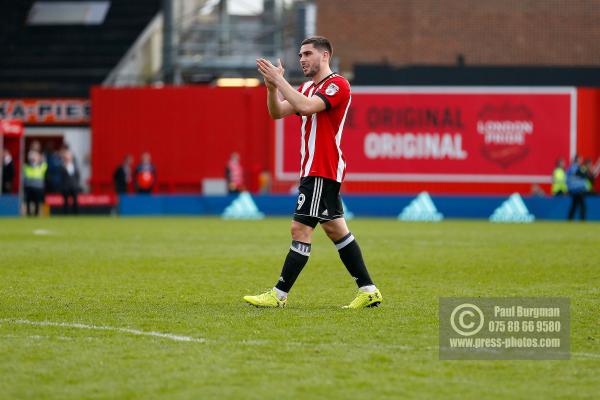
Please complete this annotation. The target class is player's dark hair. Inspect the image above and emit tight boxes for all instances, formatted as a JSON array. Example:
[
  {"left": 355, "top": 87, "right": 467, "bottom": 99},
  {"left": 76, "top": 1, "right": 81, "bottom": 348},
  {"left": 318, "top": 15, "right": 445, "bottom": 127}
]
[{"left": 301, "top": 36, "right": 333, "bottom": 56}]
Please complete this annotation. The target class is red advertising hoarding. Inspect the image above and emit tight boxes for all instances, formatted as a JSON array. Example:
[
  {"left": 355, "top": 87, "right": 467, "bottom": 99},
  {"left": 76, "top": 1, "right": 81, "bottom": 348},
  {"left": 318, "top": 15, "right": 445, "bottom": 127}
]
[
  {"left": 0, "top": 99, "right": 90, "bottom": 125},
  {"left": 276, "top": 87, "right": 576, "bottom": 184}
]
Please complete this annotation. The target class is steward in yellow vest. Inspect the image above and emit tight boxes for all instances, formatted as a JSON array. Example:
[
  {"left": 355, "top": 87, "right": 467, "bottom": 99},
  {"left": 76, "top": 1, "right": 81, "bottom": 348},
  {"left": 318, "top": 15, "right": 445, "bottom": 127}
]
[
  {"left": 24, "top": 150, "right": 47, "bottom": 216},
  {"left": 551, "top": 159, "right": 567, "bottom": 196}
]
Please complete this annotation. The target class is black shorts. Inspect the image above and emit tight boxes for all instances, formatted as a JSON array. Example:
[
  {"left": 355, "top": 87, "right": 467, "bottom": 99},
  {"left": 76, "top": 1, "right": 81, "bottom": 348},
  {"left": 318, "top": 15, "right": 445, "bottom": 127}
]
[{"left": 293, "top": 176, "right": 344, "bottom": 228}]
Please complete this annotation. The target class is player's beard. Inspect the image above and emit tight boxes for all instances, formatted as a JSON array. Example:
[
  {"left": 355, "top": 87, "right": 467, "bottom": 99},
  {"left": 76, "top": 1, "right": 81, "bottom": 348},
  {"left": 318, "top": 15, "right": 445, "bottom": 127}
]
[{"left": 303, "top": 64, "right": 320, "bottom": 77}]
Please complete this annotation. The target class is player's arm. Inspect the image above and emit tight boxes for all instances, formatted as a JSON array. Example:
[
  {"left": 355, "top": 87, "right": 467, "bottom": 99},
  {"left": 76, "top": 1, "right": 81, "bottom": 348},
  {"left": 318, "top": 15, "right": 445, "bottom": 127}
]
[
  {"left": 260, "top": 61, "right": 295, "bottom": 119},
  {"left": 266, "top": 85, "right": 295, "bottom": 120},
  {"left": 273, "top": 78, "right": 326, "bottom": 116},
  {"left": 257, "top": 58, "right": 326, "bottom": 116}
]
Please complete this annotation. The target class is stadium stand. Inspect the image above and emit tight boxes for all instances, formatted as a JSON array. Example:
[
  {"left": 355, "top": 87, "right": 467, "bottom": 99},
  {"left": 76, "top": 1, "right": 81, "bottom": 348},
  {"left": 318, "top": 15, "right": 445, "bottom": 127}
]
[{"left": 0, "top": 0, "right": 160, "bottom": 97}]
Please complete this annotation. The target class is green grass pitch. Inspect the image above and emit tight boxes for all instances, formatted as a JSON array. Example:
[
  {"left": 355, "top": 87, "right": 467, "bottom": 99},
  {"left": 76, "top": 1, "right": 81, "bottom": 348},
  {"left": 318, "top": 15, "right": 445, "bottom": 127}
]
[{"left": 1, "top": 217, "right": 599, "bottom": 399}]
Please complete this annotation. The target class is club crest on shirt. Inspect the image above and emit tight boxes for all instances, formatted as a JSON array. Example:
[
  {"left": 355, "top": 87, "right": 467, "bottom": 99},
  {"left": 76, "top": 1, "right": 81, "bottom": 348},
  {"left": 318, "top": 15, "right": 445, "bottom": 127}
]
[{"left": 325, "top": 83, "right": 339, "bottom": 96}]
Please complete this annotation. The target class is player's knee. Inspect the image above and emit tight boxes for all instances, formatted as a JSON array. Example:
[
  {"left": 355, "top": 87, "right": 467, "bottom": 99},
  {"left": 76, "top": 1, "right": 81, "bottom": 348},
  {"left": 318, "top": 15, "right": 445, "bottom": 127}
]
[
  {"left": 321, "top": 222, "right": 336, "bottom": 238},
  {"left": 290, "top": 221, "right": 313, "bottom": 242},
  {"left": 321, "top": 218, "right": 349, "bottom": 242},
  {"left": 324, "top": 228, "right": 344, "bottom": 242}
]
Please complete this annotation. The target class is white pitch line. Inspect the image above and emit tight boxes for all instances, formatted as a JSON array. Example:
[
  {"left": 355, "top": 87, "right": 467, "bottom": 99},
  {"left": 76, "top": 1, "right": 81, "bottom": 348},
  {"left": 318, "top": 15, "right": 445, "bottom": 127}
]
[
  {"left": 4, "top": 319, "right": 597, "bottom": 358},
  {"left": 572, "top": 352, "right": 600, "bottom": 359},
  {"left": 32, "top": 229, "right": 54, "bottom": 235},
  {"left": 0, "top": 319, "right": 206, "bottom": 343},
  {"left": 1, "top": 334, "right": 77, "bottom": 341}
]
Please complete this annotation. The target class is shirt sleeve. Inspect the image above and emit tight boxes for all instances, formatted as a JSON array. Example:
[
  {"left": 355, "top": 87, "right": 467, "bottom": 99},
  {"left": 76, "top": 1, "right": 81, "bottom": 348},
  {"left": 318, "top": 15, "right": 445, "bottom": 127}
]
[
  {"left": 314, "top": 77, "right": 350, "bottom": 111},
  {"left": 295, "top": 84, "right": 304, "bottom": 116}
]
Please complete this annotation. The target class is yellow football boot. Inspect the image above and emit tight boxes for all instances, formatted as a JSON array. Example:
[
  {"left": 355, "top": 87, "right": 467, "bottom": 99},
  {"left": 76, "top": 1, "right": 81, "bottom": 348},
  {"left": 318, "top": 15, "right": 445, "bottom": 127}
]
[
  {"left": 343, "top": 289, "right": 383, "bottom": 309},
  {"left": 243, "top": 289, "right": 287, "bottom": 308}
]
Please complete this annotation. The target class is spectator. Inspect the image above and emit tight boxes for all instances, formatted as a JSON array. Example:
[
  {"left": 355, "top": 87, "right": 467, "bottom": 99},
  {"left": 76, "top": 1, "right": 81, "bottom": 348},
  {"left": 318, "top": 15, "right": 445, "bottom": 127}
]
[
  {"left": 23, "top": 149, "right": 47, "bottom": 216},
  {"left": 2, "top": 148, "right": 15, "bottom": 194},
  {"left": 566, "top": 155, "right": 587, "bottom": 221},
  {"left": 582, "top": 158, "right": 597, "bottom": 195},
  {"left": 30, "top": 140, "right": 42, "bottom": 153},
  {"left": 113, "top": 154, "right": 133, "bottom": 194},
  {"left": 551, "top": 158, "right": 567, "bottom": 196},
  {"left": 593, "top": 157, "right": 600, "bottom": 192},
  {"left": 60, "top": 149, "right": 80, "bottom": 214},
  {"left": 258, "top": 170, "right": 271, "bottom": 193},
  {"left": 134, "top": 152, "right": 156, "bottom": 194},
  {"left": 44, "top": 142, "right": 63, "bottom": 194},
  {"left": 225, "top": 152, "right": 244, "bottom": 193}
]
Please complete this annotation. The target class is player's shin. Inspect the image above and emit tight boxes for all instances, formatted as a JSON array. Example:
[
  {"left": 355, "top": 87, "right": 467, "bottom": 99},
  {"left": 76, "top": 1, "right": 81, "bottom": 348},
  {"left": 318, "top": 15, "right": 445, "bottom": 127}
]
[
  {"left": 334, "top": 232, "right": 375, "bottom": 290},
  {"left": 274, "top": 240, "right": 311, "bottom": 298}
]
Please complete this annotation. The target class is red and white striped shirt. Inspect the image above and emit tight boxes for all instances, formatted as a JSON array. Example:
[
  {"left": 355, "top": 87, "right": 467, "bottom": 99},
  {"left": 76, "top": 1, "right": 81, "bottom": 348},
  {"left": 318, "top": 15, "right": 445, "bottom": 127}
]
[{"left": 297, "top": 73, "right": 351, "bottom": 182}]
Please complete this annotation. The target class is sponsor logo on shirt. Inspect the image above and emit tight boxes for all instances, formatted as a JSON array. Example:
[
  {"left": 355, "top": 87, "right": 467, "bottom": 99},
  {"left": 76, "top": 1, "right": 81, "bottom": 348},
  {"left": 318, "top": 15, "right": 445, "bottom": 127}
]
[{"left": 325, "top": 83, "right": 339, "bottom": 96}]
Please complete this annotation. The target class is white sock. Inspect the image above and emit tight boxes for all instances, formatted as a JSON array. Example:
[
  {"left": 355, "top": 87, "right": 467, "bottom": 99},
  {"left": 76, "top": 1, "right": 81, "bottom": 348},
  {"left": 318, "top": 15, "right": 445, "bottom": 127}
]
[
  {"left": 359, "top": 285, "right": 377, "bottom": 293},
  {"left": 273, "top": 287, "right": 288, "bottom": 300}
]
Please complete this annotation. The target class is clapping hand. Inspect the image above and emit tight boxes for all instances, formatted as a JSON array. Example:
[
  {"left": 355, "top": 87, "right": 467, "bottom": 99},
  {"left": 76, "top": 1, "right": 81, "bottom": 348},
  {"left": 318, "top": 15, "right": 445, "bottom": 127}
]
[{"left": 257, "top": 58, "right": 284, "bottom": 89}]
